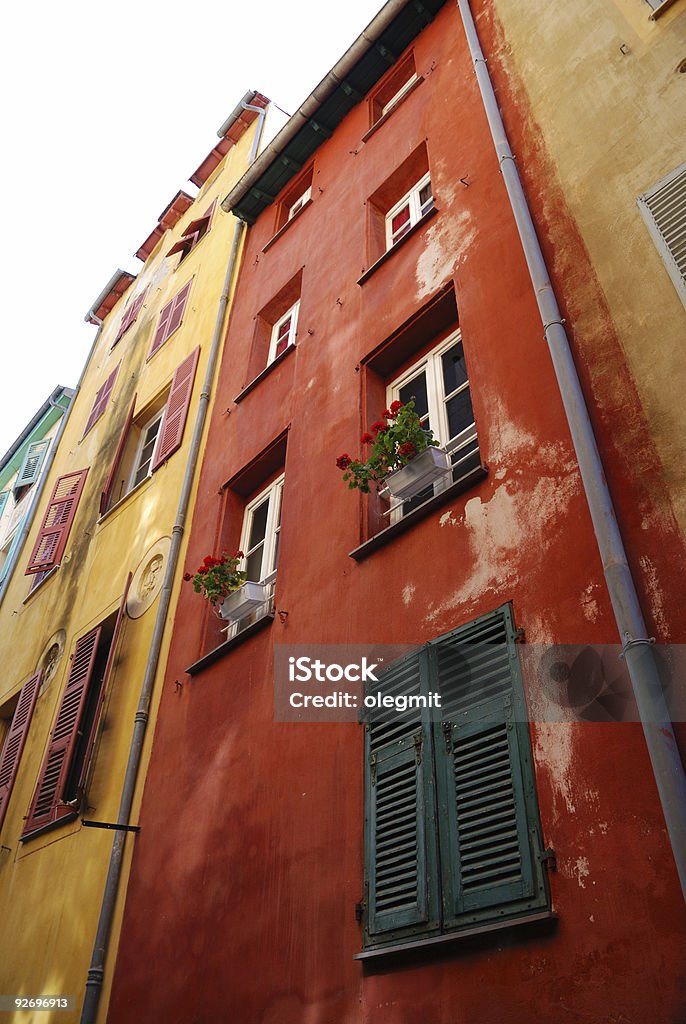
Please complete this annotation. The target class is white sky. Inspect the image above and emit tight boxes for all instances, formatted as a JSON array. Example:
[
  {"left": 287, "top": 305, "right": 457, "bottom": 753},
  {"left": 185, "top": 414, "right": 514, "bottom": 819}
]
[{"left": 0, "top": 0, "right": 384, "bottom": 457}]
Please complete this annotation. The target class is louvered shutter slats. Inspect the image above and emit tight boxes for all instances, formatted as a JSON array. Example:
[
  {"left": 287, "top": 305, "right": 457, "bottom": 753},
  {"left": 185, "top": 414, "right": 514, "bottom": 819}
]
[
  {"left": 22, "top": 628, "right": 101, "bottom": 836},
  {"left": 638, "top": 163, "right": 686, "bottom": 305},
  {"left": 0, "top": 492, "right": 8, "bottom": 519},
  {"left": 148, "top": 280, "right": 192, "bottom": 359},
  {"left": 151, "top": 347, "right": 199, "bottom": 470},
  {"left": 25, "top": 469, "right": 88, "bottom": 574},
  {"left": 15, "top": 440, "right": 50, "bottom": 490},
  {"left": 83, "top": 364, "right": 119, "bottom": 437},
  {"left": 113, "top": 291, "right": 146, "bottom": 345},
  {"left": 0, "top": 671, "right": 41, "bottom": 830}
]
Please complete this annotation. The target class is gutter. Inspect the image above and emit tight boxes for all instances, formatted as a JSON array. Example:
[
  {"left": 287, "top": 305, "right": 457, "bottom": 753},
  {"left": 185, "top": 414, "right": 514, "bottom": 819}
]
[
  {"left": 0, "top": 386, "right": 72, "bottom": 473},
  {"left": 454, "top": 0, "right": 686, "bottom": 899},
  {"left": 216, "top": 89, "right": 266, "bottom": 139},
  {"left": 221, "top": 0, "right": 411, "bottom": 214},
  {"left": 79, "top": 100, "right": 268, "bottom": 1024}
]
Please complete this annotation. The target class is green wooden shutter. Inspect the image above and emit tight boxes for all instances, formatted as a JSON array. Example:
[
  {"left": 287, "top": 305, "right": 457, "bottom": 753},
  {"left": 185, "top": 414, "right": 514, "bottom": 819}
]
[
  {"left": 14, "top": 440, "right": 50, "bottom": 490},
  {"left": 364, "top": 652, "right": 439, "bottom": 944},
  {"left": 0, "top": 491, "right": 8, "bottom": 519},
  {"left": 432, "top": 606, "right": 546, "bottom": 927}
]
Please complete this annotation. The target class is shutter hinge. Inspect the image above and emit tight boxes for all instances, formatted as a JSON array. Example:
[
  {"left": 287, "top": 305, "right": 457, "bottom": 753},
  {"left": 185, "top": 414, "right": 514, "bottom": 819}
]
[
  {"left": 370, "top": 750, "right": 377, "bottom": 786},
  {"left": 355, "top": 899, "right": 365, "bottom": 923},
  {"left": 414, "top": 732, "right": 423, "bottom": 766},
  {"left": 442, "top": 720, "right": 452, "bottom": 753},
  {"left": 538, "top": 847, "right": 557, "bottom": 873},
  {"left": 513, "top": 627, "right": 525, "bottom": 644}
]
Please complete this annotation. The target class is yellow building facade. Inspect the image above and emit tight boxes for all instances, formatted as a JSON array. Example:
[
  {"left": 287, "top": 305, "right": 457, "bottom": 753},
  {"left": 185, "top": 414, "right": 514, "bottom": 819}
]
[
  {"left": 486, "top": 0, "right": 686, "bottom": 537},
  {"left": 0, "top": 94, "right": 267, "bottom": 1023}
]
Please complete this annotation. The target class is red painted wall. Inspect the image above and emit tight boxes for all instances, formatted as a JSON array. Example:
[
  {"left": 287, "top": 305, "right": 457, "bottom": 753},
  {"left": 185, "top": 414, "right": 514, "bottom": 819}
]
[{"left": 107, "top": 4, "right": 686, "bottom": 1022}]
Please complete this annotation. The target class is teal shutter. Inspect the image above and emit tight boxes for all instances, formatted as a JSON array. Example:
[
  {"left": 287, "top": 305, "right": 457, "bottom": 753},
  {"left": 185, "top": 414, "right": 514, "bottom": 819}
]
[
  {"left": 432, "top": 606, "right": 546, "bottom": 927},
  {"left": 364, "top": 651, "right": 440, "bottom": 944},
  {"left": 14, "top": 440, "right": 50, "bottom": 490},
  {"left": 0, "top": 491, "right": 8, "bottom": 519}
]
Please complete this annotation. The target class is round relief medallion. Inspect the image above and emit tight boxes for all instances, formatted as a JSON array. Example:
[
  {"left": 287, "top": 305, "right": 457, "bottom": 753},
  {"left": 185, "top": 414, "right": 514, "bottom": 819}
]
[
  {"left": 36, "top": 629, "right": 67, "bottom": 695},
  {"left": 127, "top": 537, "right": 172, "bottom": 619}
]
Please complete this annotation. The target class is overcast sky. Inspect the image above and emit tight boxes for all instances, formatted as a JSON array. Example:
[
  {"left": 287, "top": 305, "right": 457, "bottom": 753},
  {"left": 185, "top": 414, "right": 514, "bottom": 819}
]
[{"left": 0, "top": 0, "right": 385, "bottom": 457}]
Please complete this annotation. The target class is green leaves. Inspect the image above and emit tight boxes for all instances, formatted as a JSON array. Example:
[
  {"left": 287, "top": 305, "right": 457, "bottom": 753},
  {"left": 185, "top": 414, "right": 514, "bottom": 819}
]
[{"left": 337, "top": 399, "right": 438, "bottom": 493}]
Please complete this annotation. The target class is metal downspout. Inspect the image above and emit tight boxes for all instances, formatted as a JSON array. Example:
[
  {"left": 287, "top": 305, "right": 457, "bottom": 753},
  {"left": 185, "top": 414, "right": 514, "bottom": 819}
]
[
  {"left": 454, "top": 0, "right": 686, "bottom": 898},
  {"left": 79, "top": 104, "right": 266, "bottom": 1024}
]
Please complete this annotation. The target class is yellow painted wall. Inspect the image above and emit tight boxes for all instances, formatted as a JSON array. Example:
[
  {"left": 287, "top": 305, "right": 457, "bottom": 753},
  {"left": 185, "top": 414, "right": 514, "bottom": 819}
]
[
  {"left": 486, "top": 0, "right": 686, "bottom": 533},
  {"left": 0, "top": 116, "right": 259, "bottom": 1024}
]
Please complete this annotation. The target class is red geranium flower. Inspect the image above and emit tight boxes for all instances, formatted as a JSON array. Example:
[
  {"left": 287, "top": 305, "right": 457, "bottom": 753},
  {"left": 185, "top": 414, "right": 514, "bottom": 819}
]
[
  {"left": 389, "top": 400, "right": 404, "bottom": 416},
  {"left": 382, "top": 408, "right": 392, "bottom": 419},
  {"left": 371, "top": 420, "right": 387, "bottom": 435},
  {"left": 336, "top": 454, "right": 352, "bottom": 470},
  {"left": 398, "top": 441, "right": 417, "bottom": 458},
  {"left": 360, "top": 432, "right": 374, "bottom": 444},
  {"left": 183, "top": 572, "right": 193, "bottom": 582}
]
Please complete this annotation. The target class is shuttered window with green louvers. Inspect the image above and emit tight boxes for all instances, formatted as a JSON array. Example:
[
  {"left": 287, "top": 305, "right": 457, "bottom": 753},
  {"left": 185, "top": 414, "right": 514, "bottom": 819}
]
[{"left": 362, "top": 604, "right": 549, "bottom": 950}]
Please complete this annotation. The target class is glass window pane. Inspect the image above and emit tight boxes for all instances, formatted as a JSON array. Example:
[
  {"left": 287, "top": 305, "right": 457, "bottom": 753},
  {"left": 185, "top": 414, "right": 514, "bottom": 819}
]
[
  {"left": 446, "top": 388, "right": 474, "bottom": 439},
  {"left": 248, "top": 499, "right": 269, "bottom": 550},
  {"left": 391, "top": 205, "right": 411, "bottom": 241},
  {"left": 399, "top": 372, "right": 428, "bottom": 419},
  {"left": 442, "top": 343, "right": 468, "bottom": 396},
  {"left": 245, "top": 546, "right": 264, "bottom": 582},
  {"left": 418, "top": 180, "right": 433, "bottom": 214}
]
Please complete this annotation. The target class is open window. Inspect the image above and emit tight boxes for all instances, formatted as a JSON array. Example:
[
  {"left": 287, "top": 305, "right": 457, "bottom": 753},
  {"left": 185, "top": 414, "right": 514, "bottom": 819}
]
[
  {"left": 167, "top": 202, "right": 216, "bottom": 263},
  {"left": 369, "top": 52, "right": 419, "bottom": 128},
  {"left": 21, "top": 575, "right": 131, "bottom": 841},
  {"left": 366, "top": 143, "right": 434, "bottom": 268},
  {"left": 274, "top": 167, "right": 314, "bottom": 235},
  {"left": 243, "top": 272, "right": 303, "bottom": 387},
  {"left": 100, "top": 348, "right": 199, "bottom": 514}
]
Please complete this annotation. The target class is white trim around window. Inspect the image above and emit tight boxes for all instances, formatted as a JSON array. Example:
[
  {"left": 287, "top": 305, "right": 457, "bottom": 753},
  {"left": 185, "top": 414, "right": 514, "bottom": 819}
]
[
  {"left": 380, "top": 72, "right": 419, "bottom": 117},
  {"left": 288, "top": 187, "right": 312, "bottom": 221},
  {"left": 128, "top": 409, "right": 165, "bottom": 492},
  {"left": 239, "top": 474, "right": 285, "bottom": 585},
  {"left": 386, "top": 330, "right": 479, "bottom": 521},
  {"left": 385, "top": 172, "right": 434, "bottom": 250},
  {"left": 268, "top": 302, "right": 300, "bottom": 366}
]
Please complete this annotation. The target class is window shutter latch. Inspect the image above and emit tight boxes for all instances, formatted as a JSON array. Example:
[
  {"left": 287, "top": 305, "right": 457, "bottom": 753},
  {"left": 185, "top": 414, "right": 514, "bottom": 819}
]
[
  {"left": 370, "top": 750, "right": 377, "bottom": 786},
  {"left": 538, "top": 846, "right": 557, "bottom": 873},
  {"left": 442, "top": 720, "right": 452, "bottom": 753},
  {"left": 414, "top": 732, "right": 423, "bottom": 766}
]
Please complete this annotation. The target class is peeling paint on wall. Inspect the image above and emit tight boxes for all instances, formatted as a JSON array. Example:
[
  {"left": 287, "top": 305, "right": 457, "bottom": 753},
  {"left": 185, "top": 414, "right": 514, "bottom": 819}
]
[{"left": 415, "top": 212, "right": 476, "bottom": 299}]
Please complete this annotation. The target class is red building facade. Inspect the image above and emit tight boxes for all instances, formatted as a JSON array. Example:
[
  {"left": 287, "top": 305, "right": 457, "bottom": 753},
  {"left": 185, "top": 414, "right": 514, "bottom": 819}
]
[{"left": 107, "top": 2, "right": 686, "bottom": 1021}]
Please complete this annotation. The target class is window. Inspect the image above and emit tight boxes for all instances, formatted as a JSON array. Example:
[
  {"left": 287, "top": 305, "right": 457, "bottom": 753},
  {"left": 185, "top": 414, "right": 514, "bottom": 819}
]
[
  {"left": 100, "top": 348, "right": 199, "bottom": 513},
  {"left": 386, "top": 173, "right": 433, "bottom": 250},
  {"left": 369, "top": 52, "right": 419, "bottom": 127},
  {"left": 288, "top": 187, "right": 311, "bottom": 221},
  {"left": 167, "top": 202, "right": 216, "bottom": 262},
  {"left": 112, "top": 289, "right": 147, "bottom": 348},
  {"left": 0, "top": 671, "right": 41, "bottom": 832},
  {"left": 268, "top": 302, "right": 300, "bottom": 365},
  {"left": 21, "top": 577, "right": 130, "bottom": 840},
  {"left": 637, "top": 161, "right": 686, "bottom": 308},
  {"left": 25, "top": 469, "right": 88, "bottom": 576},
  {"left": 147, "top": 278, "right": 193, "bottom": 360},
  {"left": 274, "top": 168, "right": 314, "bottom": 235},
  {"left": 83, "top": 364, "right": 120, "bottom": 438},
  {"left": 14, "top": 439, "right": 50, "bottom": 491},
  {"left": 386, "top": 330, "right": 480, "bottom": 521},
  {"left": 361, "top": 605, "right": 549, "bottom": 953}
]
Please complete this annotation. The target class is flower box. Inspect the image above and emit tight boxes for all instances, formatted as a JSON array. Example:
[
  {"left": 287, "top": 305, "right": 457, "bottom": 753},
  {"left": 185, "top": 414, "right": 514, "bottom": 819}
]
[
  {"left": 385, "top": 446, "right": 451, "bottom": 500},
  {"left": 218, "top": 581, "right": 270, "bottom": 622}
]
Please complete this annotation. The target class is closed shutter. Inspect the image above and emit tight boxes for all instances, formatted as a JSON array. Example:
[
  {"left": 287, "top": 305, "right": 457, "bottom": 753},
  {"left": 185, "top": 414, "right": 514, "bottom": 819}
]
[
  {"left": 22, "top": 628, "right": 101, "bottom": 837},
  {"left": 364, "top": 652, "right": 439, "bottom": 943},
  {"left": 0, "top": 671, "right": 42, "bottom": 831},
  {"left": 112, "top": 290, "right": 146, "bottom": 346},
  {"left": 25, "top": 469, "right": 88, "bottom": 575},
  {"left": 100, "top": 395, "right": 137, "bottom": 515},
  {"left": 0, "top": 491, "right": 8, "bottom": 520},
  {"left": 147, "top": 279, "right": 192, "bottom": 360},
  {"left": 14, "top": 440, "right": 50, "bottom": 490},
  {"left": 76, "top": 573, "right": 132, "bottom": 802},
  {"left": 83, "top": 364, "right": 120, "bottom": 437},
  {"left": 637, "top": 161, "right": 686, "bottom": 308},
  {"left": 151, "top": 347, "right": 199, "bottom": 470},
  {"left": 432, "top": 607, "right": 542, "bottom": 927}
]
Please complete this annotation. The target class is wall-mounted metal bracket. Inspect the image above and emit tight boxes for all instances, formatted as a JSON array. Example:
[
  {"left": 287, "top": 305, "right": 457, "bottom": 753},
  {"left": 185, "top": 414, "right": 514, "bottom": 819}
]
[{"left": 82, "top": 820, "right": 140, "bottom": 834}]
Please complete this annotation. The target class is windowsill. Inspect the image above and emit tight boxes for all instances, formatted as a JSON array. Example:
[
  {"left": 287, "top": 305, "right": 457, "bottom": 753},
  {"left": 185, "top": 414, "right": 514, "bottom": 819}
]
[
  {"left": 648, "top": 0, "right": 680, "bottom": 17},
  {"left": 349, "top": 464, "right": 488, "bottom": 561},
  {"left": 362, "top": 76, "right": 425, "bottom": 143},
  {"left": 98, "top": 472, "right": 153, "bottom": 524},
  {"left": 263, "top": 198, "right": 313, "bottom": 253},
  {"left": 354, "top": 910, "right": 558, "bottom": 962},
  {"left": 20, "top": 809, "right": 78, "bottom": 844},
  {"left": 357, "top": 206, "right": 438, "bottom": 286},
  {"left": 234, "top": 343, "right": 297, "bottom": 404},
  {"left": 23, "top": 566, "right": 59, "bottom": 603},
  {"left": 186, "top": 612, "right": 275, "bottom": 676}
]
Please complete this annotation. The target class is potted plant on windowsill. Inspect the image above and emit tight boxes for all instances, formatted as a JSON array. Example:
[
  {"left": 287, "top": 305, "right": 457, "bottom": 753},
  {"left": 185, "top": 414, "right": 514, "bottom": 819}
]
[
  {"left": 336, "top": 399, "right": 451, "bottom": 500},
  {"left": 184, "top": 551, "right": 267, "bottom": 622}
]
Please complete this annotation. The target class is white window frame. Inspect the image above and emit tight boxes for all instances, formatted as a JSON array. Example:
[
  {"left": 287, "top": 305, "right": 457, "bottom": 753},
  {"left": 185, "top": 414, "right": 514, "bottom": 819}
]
[
  {"left": 268, "top": 302, "right": 300, "bottom": 366},
  {"left": 239, "top": 474, "right": 284, "bottom": 585},
  {"left": 380, "top": 72, "right": 419, "bottom": 117},
  {"left": 385, "top": 172, "right": 433, "bottom": 250},
  {"left": 127, "top": 408, "right": 165, "bottom": 494},
  {"left": 386, "top": 330, "right": 478, "bottom": 522},
  {"left": 288, "top": 187, "right": 312, "bottom": 221}
]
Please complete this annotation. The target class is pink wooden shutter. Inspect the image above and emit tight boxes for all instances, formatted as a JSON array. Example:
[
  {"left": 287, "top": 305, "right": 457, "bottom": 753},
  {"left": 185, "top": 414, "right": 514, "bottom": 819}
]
[
  {"left": 22, "top": 628, "right": 101, "bottom": 836},
  {"left": 112, "top": 290, "right": 146, "bottom": 346},
  {"left": 147, "top": 279, "right": 192, "bottom": 360},
  {"left": 0, "top": 671, "right": 42, "bottom": 831},
  {"left": 151, "top": 347, "right": 200, "bottom": 471},
  {"left": 83, "top": 363, "right": 120, "bottom": 437},
  {"left": 100, "top": 395, "right": 137, "bottom": 515},
  {"left": 25, "top": 469, "right": 89, "bottom": 575},
  {"left": 76, "top": 572, "right": 133, "bottom": 803}
]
